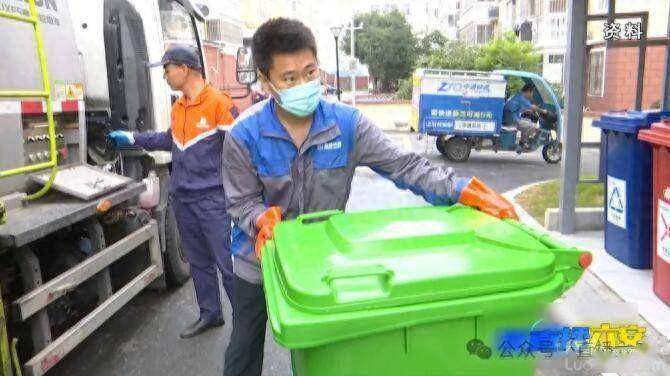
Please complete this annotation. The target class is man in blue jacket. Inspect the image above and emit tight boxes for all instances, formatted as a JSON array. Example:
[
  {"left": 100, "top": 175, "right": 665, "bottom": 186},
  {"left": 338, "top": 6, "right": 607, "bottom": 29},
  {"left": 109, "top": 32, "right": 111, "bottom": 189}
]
[
  {"left": 503, "top": 83, "right": 549, "bottom": 147},
  {"left": 221, "top": 18, "right": 517, "bottom": 375}
]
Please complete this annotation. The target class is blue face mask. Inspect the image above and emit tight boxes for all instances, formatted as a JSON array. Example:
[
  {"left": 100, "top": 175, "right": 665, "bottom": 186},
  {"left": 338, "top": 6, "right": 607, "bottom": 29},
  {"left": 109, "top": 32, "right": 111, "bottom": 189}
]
[{"left": 269, "top": 79, "right": 321, "bottom": 117}]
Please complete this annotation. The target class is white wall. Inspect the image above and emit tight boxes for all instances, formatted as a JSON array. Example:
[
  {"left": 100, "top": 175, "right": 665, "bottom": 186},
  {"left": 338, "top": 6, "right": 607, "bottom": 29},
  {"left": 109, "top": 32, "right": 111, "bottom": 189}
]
[
  {"left": 458, "top": 0, "right": 496, "bottom": 29},
  {"left": 364, "top": 0, "right": 459, "bottom": 39},
  {"left": 542, "top": 49, "right": 566, "bottom": 84}
]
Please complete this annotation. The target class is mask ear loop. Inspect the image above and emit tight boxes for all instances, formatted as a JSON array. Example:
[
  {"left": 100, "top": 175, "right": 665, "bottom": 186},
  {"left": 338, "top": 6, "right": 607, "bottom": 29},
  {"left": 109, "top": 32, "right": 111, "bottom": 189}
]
[{"left": 260, "top": 73, "right": 283, "bottom": 104}]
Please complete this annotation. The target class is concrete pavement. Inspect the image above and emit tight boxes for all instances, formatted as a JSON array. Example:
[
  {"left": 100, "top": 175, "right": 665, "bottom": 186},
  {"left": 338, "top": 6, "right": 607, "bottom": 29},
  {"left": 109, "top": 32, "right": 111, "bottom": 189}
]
[{"left": 51, "top": 130, "right": 605, "bottom": 376}]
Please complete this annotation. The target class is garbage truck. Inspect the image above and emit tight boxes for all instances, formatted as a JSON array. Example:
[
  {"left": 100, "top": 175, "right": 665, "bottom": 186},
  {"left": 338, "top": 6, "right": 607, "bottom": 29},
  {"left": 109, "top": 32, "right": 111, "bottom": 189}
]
[{"left": 0, "top": 1, "right": 248, "bottom": 374}]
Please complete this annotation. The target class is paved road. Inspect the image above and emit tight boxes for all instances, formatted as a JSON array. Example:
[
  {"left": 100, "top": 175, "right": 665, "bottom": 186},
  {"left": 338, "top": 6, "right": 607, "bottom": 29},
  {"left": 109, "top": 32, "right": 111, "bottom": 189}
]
[{"left": 50, "top": 131, "right": 619, "bottom": 376}]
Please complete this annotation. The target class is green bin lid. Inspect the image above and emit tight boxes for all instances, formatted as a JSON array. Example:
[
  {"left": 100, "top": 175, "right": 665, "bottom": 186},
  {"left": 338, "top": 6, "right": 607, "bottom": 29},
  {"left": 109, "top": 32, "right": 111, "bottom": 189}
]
[{"left": 269, "top": 206, "right": 559, "bottom": 314}]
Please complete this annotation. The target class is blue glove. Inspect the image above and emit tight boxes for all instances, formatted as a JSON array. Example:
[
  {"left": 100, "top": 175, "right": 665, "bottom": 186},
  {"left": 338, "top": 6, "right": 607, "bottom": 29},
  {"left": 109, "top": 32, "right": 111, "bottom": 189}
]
[{"left": 107, "top": 131, "right": 135, "bottom": 147}]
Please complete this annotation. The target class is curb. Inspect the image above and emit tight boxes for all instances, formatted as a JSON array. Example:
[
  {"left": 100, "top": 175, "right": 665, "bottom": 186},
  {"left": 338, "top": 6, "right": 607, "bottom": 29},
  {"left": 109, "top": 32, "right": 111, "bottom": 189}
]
[{"left": 502, "top": 179, "right": 553, "bottom": 232}]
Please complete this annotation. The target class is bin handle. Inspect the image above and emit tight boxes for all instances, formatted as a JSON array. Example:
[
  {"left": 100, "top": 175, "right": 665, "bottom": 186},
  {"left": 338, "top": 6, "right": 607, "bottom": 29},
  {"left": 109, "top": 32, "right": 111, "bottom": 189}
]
[
  {"left": 323, "top": 265, "right": 394, "bottom": 303},
  {"left": 296, "top": 210, "right": 343, "bottom": 225},
  {"left": 323, "top": 264, "right": 393, "bottom": 283},
  {"left": 261, "top": 243, "right": 282, "bottom": 335}
]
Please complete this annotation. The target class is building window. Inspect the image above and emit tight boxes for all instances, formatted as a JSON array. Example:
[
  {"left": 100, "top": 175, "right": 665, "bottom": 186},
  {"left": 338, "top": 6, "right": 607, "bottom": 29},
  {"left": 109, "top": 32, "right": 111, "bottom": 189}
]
[
  {"left": 476, "top": 24, "right": 493, "bottom": 44},
  {"left": 205, "top": 20, "right": 222, "bottom": 42},
  {"left": 530, "top": 0, "right": 541, "bottom": 17},
  {"left": 548, "top": 54, "right": 564, "bottom": 64},
  {"left": 479, "top": 27, "right": 483, "bottom": 44},
  {"left": 550, "top": 16, "right": 566, "bottom": 42},
  {"left": 519, "top": 21, "right": 533, "bottom": 41},
  {"left": 594, "top": 0, "right": 608, "bottom": 12},
  {"left": 588, "top": 49, "right": 605, "bottom": 96},
  {"left": 549, "top": 0, "right": 566, "bottom": 13},
  {"left": 519, "top": 0, "right": 528, "bottom": 18}
]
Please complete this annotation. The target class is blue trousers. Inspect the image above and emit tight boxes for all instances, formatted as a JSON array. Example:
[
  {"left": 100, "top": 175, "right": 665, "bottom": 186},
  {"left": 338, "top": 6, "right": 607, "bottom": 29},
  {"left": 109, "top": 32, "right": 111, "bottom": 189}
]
[{"left": 172, "top": 191, "right": 233, "bottom": 322}]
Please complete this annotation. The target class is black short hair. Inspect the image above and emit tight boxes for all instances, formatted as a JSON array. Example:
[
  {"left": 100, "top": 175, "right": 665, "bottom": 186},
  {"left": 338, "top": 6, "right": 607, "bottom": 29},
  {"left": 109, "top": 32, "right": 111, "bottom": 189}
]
[
  {"left": 521, "top": 83, "right": 534, "bottom": 93},
  {"left": 252, "top": 18, "right": 317, "bottom": 76}
]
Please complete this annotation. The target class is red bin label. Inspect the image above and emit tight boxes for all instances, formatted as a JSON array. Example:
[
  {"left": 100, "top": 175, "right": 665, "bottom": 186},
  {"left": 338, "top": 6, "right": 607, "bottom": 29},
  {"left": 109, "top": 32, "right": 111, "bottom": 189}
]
[{"left": 659, "top": 199, "right": 670, "bottom": 264}]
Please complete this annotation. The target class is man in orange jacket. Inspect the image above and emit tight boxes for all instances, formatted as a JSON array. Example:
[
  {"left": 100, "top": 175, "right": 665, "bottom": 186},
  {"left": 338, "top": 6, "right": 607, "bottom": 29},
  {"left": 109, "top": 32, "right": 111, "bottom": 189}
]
[{"left": 109, "top": 45, "right": 239, "bottom": 339}]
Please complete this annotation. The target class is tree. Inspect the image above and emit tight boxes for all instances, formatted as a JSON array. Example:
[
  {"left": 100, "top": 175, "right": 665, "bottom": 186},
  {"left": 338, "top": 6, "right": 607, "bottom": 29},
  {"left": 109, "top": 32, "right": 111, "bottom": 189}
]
[
  {"left": 414, "top": 32, "right": 541, "bottom": 74},
  {"left": 475, "top": 32, "right": 542, "bottom": 94},
  {"left": 475, "top": 32, "right": 541, "bottom": 73},
  {"left": 341, "top": 10, "right": 417, "bottom": 92},
  {"left": 416, "top": 30, "right": 448, "bottom": 57},
  {"left": 396, "top": 31, "right": 544, "bottom": 99},
  {"left": 398, "top": 37, "right": 480, "bottom": 99},
  {"left": 417, "top": 41, "right": 481, "bottom": 71},
  {"left": 395, "top": 78, "right": 413, "bottom": 100}
]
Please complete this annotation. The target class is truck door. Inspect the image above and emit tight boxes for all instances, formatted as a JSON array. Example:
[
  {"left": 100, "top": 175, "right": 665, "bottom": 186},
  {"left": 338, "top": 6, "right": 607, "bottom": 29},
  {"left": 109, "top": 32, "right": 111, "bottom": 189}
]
[
  {"left": 103, "top": 0, "right": 153, "bottom": 135},
  {"left": 87, "top": 0, "right": 204, "bottom": 165}
]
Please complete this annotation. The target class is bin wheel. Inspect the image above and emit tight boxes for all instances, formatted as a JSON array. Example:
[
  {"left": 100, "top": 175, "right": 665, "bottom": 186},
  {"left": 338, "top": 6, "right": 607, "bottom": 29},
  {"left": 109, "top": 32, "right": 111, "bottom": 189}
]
[
  {"left": 436, "top": 136, "right": 447, "bottom": 155},
  {"left": 164, "top": 198, "right": 191, "bottom": 287},
  {"left": 444, "top": 137, "right": 471, "bottom": 162},
  {"left": 542, "top": 142, "right": 562, "bottom": 164}
]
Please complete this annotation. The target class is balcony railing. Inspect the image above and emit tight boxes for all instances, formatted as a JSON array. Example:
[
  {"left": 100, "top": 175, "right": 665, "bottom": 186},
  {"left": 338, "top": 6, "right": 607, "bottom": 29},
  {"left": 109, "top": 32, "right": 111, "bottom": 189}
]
[
  {"left": 534, "top": 14, "right": 567, "bottom": 46},
  {"left": 547, "top": 0, "right": 567, "bottom": 14}
]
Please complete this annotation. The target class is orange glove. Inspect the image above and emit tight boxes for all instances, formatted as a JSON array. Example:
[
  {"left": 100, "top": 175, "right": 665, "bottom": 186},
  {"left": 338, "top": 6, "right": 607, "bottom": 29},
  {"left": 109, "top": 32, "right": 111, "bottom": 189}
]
[
  {"left": 254, "top": 207, "right": 282, "bottom": 260},
  {"left": 458, "top": 177, "right": 519, "bottom": 220}
]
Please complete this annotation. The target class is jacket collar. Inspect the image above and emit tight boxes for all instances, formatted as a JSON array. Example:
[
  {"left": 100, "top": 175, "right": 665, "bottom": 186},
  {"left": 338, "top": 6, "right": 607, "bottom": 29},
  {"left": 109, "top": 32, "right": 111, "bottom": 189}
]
[
  {"left": 260, "top": 99, "right": 340, "bottom": 148},
  {"left": 175, "top": 84, "right": 214, "bottom": 107}
]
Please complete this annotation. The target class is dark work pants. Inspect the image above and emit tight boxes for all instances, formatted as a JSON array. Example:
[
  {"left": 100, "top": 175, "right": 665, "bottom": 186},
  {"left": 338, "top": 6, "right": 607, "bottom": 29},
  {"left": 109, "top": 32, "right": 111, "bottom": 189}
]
[
  {"left": 172, "top": 192, "right": 234, "bottom": 322},
  {"left": 223, "top": 276, "right": 267, "bottom": 376}
]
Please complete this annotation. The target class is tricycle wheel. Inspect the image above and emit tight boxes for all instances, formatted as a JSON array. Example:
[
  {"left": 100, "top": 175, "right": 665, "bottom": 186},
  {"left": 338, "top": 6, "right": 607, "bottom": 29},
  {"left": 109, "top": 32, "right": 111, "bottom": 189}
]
[
  {"left": 436, "top": 135, "right": 447, "bottom": 155},
  {"left": 444, "top": 137, "right": 471, "bottom": 162},
  {"left": 542, "top": 142, "right": 562, "bottom": 164}
]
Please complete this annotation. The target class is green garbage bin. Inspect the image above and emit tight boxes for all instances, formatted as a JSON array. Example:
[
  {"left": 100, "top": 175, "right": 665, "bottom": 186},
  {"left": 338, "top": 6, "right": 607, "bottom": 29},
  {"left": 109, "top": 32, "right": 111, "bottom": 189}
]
[{"left": 262, "top": 205, "right": 590, "bottom": 376}]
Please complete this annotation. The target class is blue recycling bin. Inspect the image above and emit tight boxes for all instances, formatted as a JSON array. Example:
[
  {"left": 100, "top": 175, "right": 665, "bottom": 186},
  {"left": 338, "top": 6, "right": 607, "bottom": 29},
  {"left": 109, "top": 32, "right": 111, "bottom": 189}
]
[{"left": 593, "top": 111, "right": 670, "bottom": 268}]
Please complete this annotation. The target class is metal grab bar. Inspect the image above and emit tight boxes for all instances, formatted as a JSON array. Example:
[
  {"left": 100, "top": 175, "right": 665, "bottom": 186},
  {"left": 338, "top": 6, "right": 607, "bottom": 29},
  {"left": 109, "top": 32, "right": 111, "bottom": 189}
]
[{"left": 0, "top": 0, "right": 58, "bottom": 200}]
